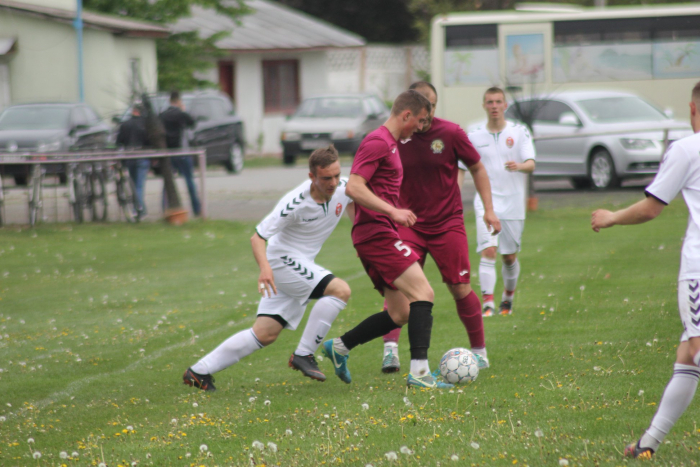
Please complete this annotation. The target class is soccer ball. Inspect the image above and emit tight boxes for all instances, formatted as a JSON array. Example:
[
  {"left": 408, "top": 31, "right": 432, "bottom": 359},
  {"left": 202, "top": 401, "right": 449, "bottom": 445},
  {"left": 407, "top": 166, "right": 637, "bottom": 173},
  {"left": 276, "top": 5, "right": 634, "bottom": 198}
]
[{"left": 439, "top": 348, "right": 479, "bottom": 384}]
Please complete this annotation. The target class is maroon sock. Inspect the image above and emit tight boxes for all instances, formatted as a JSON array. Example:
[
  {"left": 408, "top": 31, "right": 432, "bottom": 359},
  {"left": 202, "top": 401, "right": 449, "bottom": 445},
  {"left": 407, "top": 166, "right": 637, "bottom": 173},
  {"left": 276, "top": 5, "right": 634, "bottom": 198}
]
[{"left": 457, "top": 291, "right": 485, "bottom": 348}]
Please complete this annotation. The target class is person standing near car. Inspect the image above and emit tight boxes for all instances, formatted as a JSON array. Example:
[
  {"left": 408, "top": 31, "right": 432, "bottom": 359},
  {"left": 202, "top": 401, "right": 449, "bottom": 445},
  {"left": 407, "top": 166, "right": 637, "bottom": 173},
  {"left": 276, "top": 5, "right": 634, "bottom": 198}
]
[
  {"left": 160, "top": 90, "right": 201, "bottom": 217},
  {"left": 116, "top": 104, "right": 150, "bottom": 219}
]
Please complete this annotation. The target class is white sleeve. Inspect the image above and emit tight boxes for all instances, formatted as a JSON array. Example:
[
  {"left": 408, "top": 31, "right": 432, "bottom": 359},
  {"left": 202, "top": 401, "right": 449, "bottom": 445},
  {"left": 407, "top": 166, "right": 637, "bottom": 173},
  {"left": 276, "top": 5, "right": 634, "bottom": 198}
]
[
  {"left": 519, "top": 126, "right": 536, "bottom": 162},
  {"left": 645, "top": 144, "right": 691, "bottom": 205},
  {"left": 255, "top": 196, "right": 294, "bottom": 240},
  {"left": 458, "top": 160, "right": 468, "bottom": 171}
]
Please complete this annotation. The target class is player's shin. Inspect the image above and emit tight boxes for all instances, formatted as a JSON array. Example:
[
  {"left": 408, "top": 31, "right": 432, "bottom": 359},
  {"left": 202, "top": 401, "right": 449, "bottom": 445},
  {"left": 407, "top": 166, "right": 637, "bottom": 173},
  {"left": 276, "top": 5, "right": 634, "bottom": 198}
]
[
  {"left": 456, "top": 291, "right": 485, "bottom": 349},
  {"left": 295, "top": 296, "right": 346, "bottom": 356},
  {"left": 407, "top": 301, "right": 433, "bottom": 376},
  {"left": 339, "top": 310, "right": 401, "bottom": 351},
  {"left": 502, "top": 260, "right": 520, "bottom": 299},
  {"left": 191, "top": 328, "right": 264, "bottom": 375}
]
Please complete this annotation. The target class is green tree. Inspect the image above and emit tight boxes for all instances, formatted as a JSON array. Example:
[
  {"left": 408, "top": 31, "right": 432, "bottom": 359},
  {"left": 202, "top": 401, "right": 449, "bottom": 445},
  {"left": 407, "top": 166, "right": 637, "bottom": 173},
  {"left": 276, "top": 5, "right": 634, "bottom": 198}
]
[{"left": 83, "top": 0, "right": 250, "bottom": 91}]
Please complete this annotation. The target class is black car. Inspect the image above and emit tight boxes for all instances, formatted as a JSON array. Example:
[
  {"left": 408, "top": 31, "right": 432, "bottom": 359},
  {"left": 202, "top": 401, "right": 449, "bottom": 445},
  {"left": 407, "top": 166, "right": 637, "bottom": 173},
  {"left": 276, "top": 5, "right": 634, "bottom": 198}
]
[
  {"left": 0, "top": 103, "right": 110, "bottom": 185},
  {"left": 114, "top": 91, "right": 246, "bottom": 173}
]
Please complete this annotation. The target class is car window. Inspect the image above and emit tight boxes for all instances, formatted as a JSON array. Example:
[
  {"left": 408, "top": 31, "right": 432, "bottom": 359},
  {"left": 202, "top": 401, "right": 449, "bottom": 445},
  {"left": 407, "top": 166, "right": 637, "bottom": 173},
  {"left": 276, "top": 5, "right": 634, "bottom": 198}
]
[
  {"left": 505, "top": 100, "right": 536, "bottom": 122},
  {"left": 576, "top": 96, "right": 668, "bottom": 123},
  {"left": 362, "top": 99, "right": 374, "bottom": 116},
  {"left": 534, "top": 101, "right": 576, "bottom": 124},
  {"left": 368, "top": 97, "right": 386, "bottom": 116},
  {"left": 189, "top": 98, "right": 226, "bottom": 121},
  {"left": 295, "top": 98, "right": 364, "bottom": 118},
  {"left": 72, "top": 107, "right": 90, "bottom": 127},
  {"left": 0, "top": 106, "right": 72, "bottom": 130}
]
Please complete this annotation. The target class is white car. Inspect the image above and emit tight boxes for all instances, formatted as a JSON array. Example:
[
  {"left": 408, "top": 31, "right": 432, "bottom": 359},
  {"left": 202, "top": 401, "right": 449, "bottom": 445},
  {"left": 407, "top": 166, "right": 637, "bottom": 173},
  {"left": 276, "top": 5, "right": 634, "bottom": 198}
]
[{"left": 505, "top": 90, "right": 693, "bottom": 189}]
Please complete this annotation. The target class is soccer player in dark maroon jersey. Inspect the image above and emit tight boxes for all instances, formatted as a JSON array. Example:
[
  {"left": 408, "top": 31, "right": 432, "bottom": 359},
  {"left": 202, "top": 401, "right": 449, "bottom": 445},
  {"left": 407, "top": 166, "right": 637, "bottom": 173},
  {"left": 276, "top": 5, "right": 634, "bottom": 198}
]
[
  {"left": 322, "top": 90, "right": 462, "bottom": 388},
  {"left": 378, "top": 82, "right": 500, "bottom": 374}
]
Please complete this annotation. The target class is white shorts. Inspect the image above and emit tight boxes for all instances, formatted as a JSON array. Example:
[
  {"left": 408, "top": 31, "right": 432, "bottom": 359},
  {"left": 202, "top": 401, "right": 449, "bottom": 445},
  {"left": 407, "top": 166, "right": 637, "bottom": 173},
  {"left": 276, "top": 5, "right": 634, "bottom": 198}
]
[
  {"left": 474, "top": 205, "right": 524, "bottom": 255},
  {"left": 679, "top": 279, "right": 700, "bottom": 342},
  {"left": 257, "top": 254, "right": 330, "bottom": 331}
]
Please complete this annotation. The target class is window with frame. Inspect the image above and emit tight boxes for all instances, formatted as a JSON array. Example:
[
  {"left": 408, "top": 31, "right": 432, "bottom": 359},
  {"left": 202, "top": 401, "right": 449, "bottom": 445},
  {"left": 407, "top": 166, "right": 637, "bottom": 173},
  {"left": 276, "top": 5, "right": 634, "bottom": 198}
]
[{"left": 263, "top": 60, "right": 299, "bottom": 114}]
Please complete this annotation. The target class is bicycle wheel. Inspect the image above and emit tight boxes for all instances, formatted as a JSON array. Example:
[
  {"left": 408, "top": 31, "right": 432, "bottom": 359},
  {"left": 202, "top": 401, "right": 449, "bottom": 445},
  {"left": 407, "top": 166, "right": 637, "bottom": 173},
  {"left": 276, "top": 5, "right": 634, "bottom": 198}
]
[
  {"left": 117, "top": 171, "right": 138, "bottom": 223},
  {"left": 28, "top": 166, "right": 43, "bottom": 227},
  {"left": 71, "top": 176, "right": 85, "bottom": 223},
  {"left": 91, "top": 169, "right": 108, "bottom": 221}
]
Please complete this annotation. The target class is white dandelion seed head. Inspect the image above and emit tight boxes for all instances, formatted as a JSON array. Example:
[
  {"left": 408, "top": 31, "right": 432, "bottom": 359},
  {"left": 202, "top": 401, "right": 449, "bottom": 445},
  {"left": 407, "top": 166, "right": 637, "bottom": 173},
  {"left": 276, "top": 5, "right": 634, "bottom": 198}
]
[
  {"left": 264, "top": 399, "right": 271, "bottom": 406},
  {"left": 99, "top": 463, "right": 107, "bottom": 467},
  {"left": 365, "top": 464, "right": 374, "bottom": 467},
  {"left": 285, "top": 429, "right": 293, "bottom": 436},
  {"left": 27, "top": 438, "right": 34, "bottom": 444},
  {"left": 324, "top": 414, "right": 329, "bottom": 419},
  {"left": 385, "top": 451, "right": 398, "bottom": 461},
  {"left": 646, "top": 342, "right": 652, "bottom": 347},
  {"left": 535, "top": 429, "right": 544, "bottom": 438},
  {"left": 399, "top": 445, "right": 414, "bottom": 455},
  {"left": 403, "top": 397, "right": 412, "bottom": 406},
  {"left": 60, "top": 451, "right": 68, "bottom": 459},
  {"left": 579, "top": 285, "right": 585, "bottom": 291},
  {"left": 33, "top": 451, "right": 41, "bottom": 459},
  {"left": 252, "top": 440, "right": 264, "bottom": 451},
  {"left": 361, "top": 403, "right": 369, "bottom": 410},
  {"left": 559, "top": 459, "right": 569, "bottom": 466},
  {"left": 451, "top": 454, "right": 460, "bottom": 461},
  {"left": 126, "top": 425, "right": 134, "bottom": 431},
  {"left": 72, "top": 452, "right": 79, "bottom": 457},
  {"left": 267, "top": 442, "right": 277, "bottom": 453},
  {"left": 185, "top": 452, "right": 191, "bottom": 458},
  {"left": 470, "top": 442, "right": 480, "bottom": 449},
  {"left": 249, "top": 397, "right": 257, "bottom": 403},
  {"left": 171, "top": 418, "right": 177, "bottom": 424},
  {"left": 638, "top": 390, "right": 644, "bottom": 396},
  {"left": 0, "top": 416, "right": 5, "bottom": 422}
]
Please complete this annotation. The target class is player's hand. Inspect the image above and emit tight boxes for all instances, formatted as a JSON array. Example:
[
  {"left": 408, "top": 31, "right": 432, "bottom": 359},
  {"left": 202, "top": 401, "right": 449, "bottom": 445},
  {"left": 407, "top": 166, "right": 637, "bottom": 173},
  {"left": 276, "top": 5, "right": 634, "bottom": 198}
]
[
  {"left": 391, "top": 208, "right": 417, "bottom": 227},
  {"left": 484, "top": 211, "right": 501, "bottom": 235},
  {"left": 257, "top": 267, "right": 277, "bottom": 298},
  {"left": 591, "top": 209, "right": 615, "bottom": 232},
  {"left": 504, "top": 161, "right": 519, "bottom": 172}
]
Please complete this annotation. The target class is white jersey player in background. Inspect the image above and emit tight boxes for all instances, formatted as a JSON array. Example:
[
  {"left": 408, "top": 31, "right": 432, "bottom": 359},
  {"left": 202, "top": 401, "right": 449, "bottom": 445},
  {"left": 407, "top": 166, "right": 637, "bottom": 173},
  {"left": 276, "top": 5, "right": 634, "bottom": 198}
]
[
  {"left": 592, "top": 80, "right": 700, "bottom": 460},
  {"left": 460, "top": 87, "right": 535, "bottom": 316},
  {"left": 183, "top": 145, "right": 354, "bottom": 391}
]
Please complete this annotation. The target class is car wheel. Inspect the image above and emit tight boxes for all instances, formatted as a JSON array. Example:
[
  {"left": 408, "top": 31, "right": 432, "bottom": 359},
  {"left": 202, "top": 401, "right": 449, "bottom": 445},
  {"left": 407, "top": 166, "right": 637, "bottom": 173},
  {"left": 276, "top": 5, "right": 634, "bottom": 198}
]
[
  {"left": 570, "top": 177, "right": 591, "bottom": 189},
  {"left": 589, "top": 149, "right": 619, "bottom": 190},
  {"left": 283, "top": 151, "right": 297, "bottom": 166},
  {"left": 225, "top": 142, "right": 244, "bottom": 174}
]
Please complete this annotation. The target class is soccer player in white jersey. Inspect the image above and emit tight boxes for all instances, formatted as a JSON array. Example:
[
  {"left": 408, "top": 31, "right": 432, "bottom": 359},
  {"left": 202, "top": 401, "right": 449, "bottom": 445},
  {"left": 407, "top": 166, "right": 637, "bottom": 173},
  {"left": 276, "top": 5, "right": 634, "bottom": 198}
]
[
  {"left": 460, "top": 87, "right": 535, "bottom": 316},
  {"left": 591, "top": 81, "right": 700, "bottom": 460},
  {"left": 183, "top": 145, "right": 354, "bottom": 391}
]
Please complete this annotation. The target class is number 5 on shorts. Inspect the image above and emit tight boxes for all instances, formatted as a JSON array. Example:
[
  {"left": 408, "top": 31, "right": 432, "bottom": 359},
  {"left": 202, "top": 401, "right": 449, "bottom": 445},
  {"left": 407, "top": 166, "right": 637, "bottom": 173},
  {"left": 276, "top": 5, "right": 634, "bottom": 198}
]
[{"left": 394, "top": 240, "right": 412, "bottom": 257}]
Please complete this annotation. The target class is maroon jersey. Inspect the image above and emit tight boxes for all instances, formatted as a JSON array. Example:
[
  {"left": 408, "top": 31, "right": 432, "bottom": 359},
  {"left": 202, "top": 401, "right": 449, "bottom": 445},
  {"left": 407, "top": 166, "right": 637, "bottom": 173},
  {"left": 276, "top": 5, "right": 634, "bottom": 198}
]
[
  {"left": 398, "top": 117, "right": 480, "bottom": 234},
  {"left": 350, "top": 126, "right": 402, "bottom": 245}
]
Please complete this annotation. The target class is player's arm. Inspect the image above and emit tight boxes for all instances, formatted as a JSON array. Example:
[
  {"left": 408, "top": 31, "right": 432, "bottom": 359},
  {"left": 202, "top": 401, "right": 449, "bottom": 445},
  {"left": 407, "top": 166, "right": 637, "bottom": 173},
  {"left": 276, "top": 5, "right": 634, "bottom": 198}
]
[
  {"left": 457, "top": 168, "right": 466, "bottom": 189},
  {"left": 345, "top": 201, "right": 355, "bottom": 220},
  {"left": 250, "top": 232, "right": 277, "bottom": 297},
  {"left": 467, "top": 161, "right": 501, "bottom": 235},
  {"left": 591, "top": 196, "right": 665, "bottom": 232},
  {"left": 346, "top": 173, "right": 416, "bottom": 227},
  {"left": 505, "top": 159, "right": 535, "bottom": 173}
]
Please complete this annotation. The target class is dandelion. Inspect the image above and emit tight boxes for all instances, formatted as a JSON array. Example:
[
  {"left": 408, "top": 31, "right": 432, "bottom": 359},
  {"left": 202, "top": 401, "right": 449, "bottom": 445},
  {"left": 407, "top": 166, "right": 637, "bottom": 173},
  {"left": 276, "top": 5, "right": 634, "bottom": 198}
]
[
  {"left": 470, "top": 442, "right": 480, "bottom": 449},
  {"left": 252, "top": 440, "right": 264, "bottom": 450},
  {"left": 638, "top": 390, "right": 645, "bottom": 396},
  {"left": 403, "top": 397, "right": 412, "bottom": 406},
  {"left": 27, "top": 438, "right": 34, "bottom": 444},
  {"left": 559, "top": 459, "right": 569, "bottom": 466},
  {"left": 399, "top": 446, "right": 414, "bottom": 455},
  {"left": 451, "top": 454, "right": 460, "bottom": 461},
  {"left": 192, "top": 402, "right": 199, "bottom": 408},
  {"left": 198, "top": 444, "right": 207, "bottom": 452},
  {"left": 171, "top": 418, "right": 177, "bottom": 424},
  {"left": 255, "top": 378, "right": 261, "bottom": 382},
  {"left": 267, "top": 442, "right": 278, "bottom": 453},
  {"left": 60, "top": 451, "right": 68, "bottom": 459},
  {"left": 385, "top": 451, "right": 398, "bottom": 461},
  {"left": 0, "top": 416, "right": 5, "bottom": 422},
  {"left": 185, "top": 452, "right": 191, "bottom": 458},
  {"left": 99, "top": 463, "right": 106, "bottom": 467},
  {"left": 72, "top": 452, "right": 79, "bottom": 457},
  {"left": 126, "top": 425, "right": 134, "bottom": 431},
  {"left": 365, "top": 465, "right": 374, "bottom": 467},
  {"left": 33, "top": 451, "right": 41, "bottom": 459},
  {"left": 285, "top": 429, "right": 293, "bottom": 436},
  {"left": 249, "top": 397, "right": 257, "bottom": 403},
  {"left": 264, "top": 400, "right": 271, "bottom": 406},
  {"left": 361, "top": 403, "right": 369, "bottom": 410},
  {"left": 535, "top": 429, "right": 544, "bottom": 438}
]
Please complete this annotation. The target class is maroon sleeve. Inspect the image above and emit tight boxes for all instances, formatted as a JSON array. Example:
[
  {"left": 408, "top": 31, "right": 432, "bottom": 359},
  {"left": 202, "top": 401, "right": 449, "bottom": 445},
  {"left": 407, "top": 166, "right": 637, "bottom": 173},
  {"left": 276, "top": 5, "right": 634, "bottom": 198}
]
[
  {"left": 351, "top": 138, "right": 388, "bottom": 182},
  {"left": 453, "top": 125, "right": 481, "bottom": 167}
]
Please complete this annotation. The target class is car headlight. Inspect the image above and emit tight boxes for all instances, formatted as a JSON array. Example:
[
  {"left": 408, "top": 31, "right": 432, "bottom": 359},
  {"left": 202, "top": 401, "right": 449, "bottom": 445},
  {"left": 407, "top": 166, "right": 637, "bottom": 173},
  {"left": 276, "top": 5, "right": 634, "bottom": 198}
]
[
  {"left": 37, "top": 139, "right": 62, "bottom": 152},
  {"left": 620, "top": 138, "right": 655, "bottom": 150},
  {"left": 282, "top": 132, "right": 301, "bottom": 142},
  {"left": 331, "top": 130, "right": 355, "bottom": 140}
]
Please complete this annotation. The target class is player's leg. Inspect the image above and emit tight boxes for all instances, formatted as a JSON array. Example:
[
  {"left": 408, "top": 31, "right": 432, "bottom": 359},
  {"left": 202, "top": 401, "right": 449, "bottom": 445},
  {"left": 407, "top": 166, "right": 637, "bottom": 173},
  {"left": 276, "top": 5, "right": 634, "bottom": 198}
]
[
  {"left": 291, "top": 275, "right": 349, "bottom": 381},
  {"left": 626, "top": 280, "right": 700, "bottom": 458},
  {"left": 184, "top": 315, "right": 284, "bottom": 392},
  {"left": 475, "top": 204, "right": 499, "bottom": 316},
  {"left": 498, "top": 220, "right": 524, "bottom": 315}
]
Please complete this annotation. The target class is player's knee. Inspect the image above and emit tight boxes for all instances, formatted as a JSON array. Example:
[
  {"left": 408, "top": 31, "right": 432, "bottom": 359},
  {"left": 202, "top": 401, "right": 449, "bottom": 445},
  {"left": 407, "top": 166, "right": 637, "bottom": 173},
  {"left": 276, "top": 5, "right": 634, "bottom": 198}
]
[
  {"left": 502, "top": 254, "right": 517, "bottom": 265},
  {"left": 255, "top": 329, "right": 279, "bottom": 346},
  {"left": 482, "top": 248, "right": 497, "bottom": 260},
  {"left": 326, "top": 278, "right": 351, "bottom": 303},
  {"left": 448, "top": 283, "right": 471, "bottom": 300}
]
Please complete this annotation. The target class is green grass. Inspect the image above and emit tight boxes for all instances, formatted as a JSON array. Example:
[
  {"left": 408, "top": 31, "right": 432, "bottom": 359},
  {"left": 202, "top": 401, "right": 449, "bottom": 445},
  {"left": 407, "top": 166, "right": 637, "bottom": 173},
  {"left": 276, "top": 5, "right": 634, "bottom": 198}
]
[{"left": 1, "top": 199, "right": 698, "bottom": 466}]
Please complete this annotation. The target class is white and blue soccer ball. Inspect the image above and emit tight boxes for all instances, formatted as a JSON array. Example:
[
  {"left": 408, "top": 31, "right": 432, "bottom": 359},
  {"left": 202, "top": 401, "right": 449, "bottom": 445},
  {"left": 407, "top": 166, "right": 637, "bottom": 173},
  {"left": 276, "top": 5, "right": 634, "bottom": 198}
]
[{"left": 439, "top": 348, "right": 479, "bottom": 384}]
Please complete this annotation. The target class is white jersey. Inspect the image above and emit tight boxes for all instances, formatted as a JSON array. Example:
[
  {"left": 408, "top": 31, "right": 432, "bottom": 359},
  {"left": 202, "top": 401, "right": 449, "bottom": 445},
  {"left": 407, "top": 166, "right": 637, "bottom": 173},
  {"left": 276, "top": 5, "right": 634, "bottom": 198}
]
[
  {"left": 256, "top": 178, "right": 352, "bottom": 262},
  {"left": 645, "top": 132, "right": 700, "bottom": 281},
  {"left": 463, "top": 121, "right": 536, "bottom": 220}
]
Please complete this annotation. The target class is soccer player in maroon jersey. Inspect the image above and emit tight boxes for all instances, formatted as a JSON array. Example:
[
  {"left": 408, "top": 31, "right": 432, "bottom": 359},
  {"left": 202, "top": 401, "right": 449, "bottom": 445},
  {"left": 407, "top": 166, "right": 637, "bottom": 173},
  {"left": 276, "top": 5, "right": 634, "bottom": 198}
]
[{"left": 378, "top": 81, "right": 500, "bottom": 374}]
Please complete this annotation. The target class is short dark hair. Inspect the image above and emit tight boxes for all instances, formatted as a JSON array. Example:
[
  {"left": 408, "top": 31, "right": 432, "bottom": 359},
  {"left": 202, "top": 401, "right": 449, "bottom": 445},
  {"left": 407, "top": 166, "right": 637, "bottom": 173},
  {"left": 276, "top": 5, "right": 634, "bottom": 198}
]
[
  {"left": 483, "top": 86, "right": 506, "bottom": 101},
  {"left": 409, "top": 81, "right": 437, "bottom": 98},
  {"left": 391, "top": 90, "right": 431, "bottom": 117},
  {"left": 693, "top": 80, "right": 700, "bottom": 103},
  {"left": 309, "top": 145, "right": 339, "bottom": 174},
  {"left": 170, "top": 90, "right": 181, "bottom": 102}
]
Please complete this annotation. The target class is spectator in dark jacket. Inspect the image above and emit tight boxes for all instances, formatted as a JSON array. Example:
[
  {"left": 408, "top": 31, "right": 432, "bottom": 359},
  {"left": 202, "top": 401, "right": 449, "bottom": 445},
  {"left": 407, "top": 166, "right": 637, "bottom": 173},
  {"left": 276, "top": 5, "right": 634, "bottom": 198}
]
[
  {"left": 116, "top": 104, "right": 150, "bottom": 218},
  {"left": 160, "top": 90, "right": 201, "bottom": 216}
]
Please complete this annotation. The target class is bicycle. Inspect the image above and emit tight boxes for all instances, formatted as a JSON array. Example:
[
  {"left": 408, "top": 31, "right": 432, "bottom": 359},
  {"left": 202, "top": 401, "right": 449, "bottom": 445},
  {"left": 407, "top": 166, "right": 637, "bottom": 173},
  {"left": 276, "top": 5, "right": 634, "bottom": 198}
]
[
  {"left": 112, "top": 159, "right": 139, "bottom": 223},
  {"left": 86, "top": 160, "right": 108, "bottom": 222},
  {"left": 28, "top": 163, "right": 45, "bottom": 226}
]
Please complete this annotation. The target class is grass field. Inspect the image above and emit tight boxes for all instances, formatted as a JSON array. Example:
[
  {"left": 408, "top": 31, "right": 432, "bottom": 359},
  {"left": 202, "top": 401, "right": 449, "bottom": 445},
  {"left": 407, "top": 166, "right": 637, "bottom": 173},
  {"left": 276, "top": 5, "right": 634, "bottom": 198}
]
[{"left": 1, "top": 198, "right": 698, "bottom": 466}]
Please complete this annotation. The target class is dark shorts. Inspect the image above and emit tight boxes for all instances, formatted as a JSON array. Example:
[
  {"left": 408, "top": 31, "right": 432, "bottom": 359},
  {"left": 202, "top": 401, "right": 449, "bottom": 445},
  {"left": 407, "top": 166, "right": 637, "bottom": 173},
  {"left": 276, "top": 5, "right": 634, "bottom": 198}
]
[
  {"left": 398, "top": 225, "right": 471, "bottom": 284},
  {"left": 355, "top": 232, "right": 421, "bottom": 294}
]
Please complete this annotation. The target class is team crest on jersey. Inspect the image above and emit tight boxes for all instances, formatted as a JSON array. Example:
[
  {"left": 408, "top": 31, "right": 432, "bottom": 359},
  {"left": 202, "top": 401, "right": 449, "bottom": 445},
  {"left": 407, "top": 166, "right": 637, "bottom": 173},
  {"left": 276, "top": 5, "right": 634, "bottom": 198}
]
[
  {"left": 335, "top": 203, "right": 342, "bottom": 217},
  {"left": 431, "top": 139, "right": 444, "bottom": 154},
  {"left": 506, "top": 137, "right": 515, "bottom": 148}
]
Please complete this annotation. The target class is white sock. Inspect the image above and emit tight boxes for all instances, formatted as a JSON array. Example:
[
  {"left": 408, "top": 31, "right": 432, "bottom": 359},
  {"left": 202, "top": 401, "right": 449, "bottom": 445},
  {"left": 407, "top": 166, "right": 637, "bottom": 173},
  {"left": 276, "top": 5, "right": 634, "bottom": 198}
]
[
  {"left": 384, "top": 341, "right": 398, "bottom": 357},
  {"left": 502, "top": 260, "right": 520, "bottom": 300},
  {"left": 640, "top": 363, "right": 700, "bottom": 451},
  {"left": 471, "top": 347, "right": 487, "bottom": 359},
  {"left": 410, "top": 359, "right": 430, "bottom": 376},
  {"left": 191, "top": 328, "right": 263, "bottom": 375},
  {"left": 479, "top": 258, "right": 497, "bottom": 296},
  {"left": 333, "top": 337, "right": 350, "bottom": 356},
  {"left": 295, "top": 296, "right": 346, "bottom": 356}
]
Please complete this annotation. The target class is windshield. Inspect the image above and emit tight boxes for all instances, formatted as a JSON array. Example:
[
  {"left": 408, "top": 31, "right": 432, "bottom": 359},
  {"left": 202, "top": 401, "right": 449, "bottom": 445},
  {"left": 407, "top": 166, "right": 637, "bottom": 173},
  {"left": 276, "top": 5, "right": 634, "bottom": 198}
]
[
  {"left": 0, "top": 106, "right": 72, "bottom": 130},
  {"left": 576, "top": 97, "right": 668, "bottom": 123},
  {"left": 295, "top": 98, "right": 364, "bottom": 118}
]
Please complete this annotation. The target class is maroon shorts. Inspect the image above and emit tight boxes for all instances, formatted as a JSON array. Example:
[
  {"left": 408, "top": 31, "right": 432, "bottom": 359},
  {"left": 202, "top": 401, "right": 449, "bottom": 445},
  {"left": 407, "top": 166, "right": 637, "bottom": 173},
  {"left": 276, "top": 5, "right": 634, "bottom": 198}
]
[
  {"left": 355, "top": 232, "right": 421, "bottom": 293},
  {"left": 398, "top": 225, "right": 471, "bottom": 284}
]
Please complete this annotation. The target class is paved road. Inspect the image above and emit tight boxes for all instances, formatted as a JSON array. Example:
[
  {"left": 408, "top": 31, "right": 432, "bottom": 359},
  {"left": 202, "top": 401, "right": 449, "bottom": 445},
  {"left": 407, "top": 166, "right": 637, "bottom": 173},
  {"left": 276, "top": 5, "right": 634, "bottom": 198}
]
[{"left": 0, "top": 164, "right": 652, "bottom": 225}]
